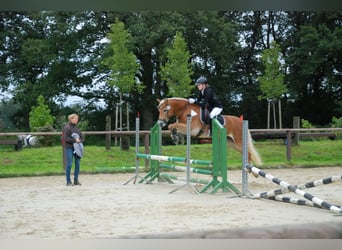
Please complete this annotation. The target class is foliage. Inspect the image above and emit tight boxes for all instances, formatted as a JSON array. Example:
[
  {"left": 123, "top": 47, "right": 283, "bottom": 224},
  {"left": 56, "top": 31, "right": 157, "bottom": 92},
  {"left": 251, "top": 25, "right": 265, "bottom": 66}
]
[
  {"left": 0, "top": 11, "right": 341, "bottom": 131},
  {"left": 258, "top": 41, "right": 287, "bottom": 101},
  {"left": 160, "top": 31, "right": 194, "bottom": 97},
  {"left": 331, "top": 116, "right": 342, "bottom": 138},
  {"left": 103, "top": 19, "right": 143, "bottom": 95},
  {"left": 301, "top": 119, "right": 314, "bottom": 128},
  {"left": 331, "top": 116, "right": 342, "bottom": 128},
  {"left": 285, "top": 14, "right": 342, "bottom": 125},
  {"left": 35, "top": 124, "right": 58, "bottom": 146},
  {"left": 28, "top": 95, "right": 56, "bottom": 146},
  {"left": 0, "top": 98, "right": 19, "bottom": 131},
  {"left": 29, "top": 95, "right": 55, "bottom": 132}
]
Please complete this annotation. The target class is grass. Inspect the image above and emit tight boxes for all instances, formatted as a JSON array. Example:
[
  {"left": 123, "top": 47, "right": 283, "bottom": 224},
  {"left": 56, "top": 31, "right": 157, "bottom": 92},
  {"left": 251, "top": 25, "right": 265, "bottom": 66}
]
[{"left": 0, "top": 138, "right": 341, "bottom": 178}]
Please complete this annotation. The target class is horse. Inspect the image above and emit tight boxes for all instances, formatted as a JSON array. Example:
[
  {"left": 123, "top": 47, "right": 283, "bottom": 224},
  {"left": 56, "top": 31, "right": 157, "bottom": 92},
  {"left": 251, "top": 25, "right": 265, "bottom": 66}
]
[{"left": 156, "top": 97, "right": 263, "bottom": 170}]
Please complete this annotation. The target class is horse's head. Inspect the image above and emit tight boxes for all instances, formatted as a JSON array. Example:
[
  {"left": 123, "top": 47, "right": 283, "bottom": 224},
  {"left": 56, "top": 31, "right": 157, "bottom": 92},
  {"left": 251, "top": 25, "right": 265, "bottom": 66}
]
[
  {"left": 157, "top": 97, "right": 190, "bottom": 128},
  {"left": 157, "top": 98, "right": 172, "bottom": 128}
]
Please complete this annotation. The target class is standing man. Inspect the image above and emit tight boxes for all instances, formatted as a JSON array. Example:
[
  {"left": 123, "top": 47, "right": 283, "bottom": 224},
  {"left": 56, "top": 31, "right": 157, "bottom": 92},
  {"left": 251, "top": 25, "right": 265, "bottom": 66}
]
[
  {"left": 63, "top": 113, "right": 84, "bottom": 186},
  {"left": 188, "top": 76, "right": 223, "bottom": 136}
]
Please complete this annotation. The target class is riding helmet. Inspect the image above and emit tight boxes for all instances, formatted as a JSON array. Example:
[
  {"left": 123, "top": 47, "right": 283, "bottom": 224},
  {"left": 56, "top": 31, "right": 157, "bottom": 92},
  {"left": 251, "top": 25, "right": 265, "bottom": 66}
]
[{"left": 195, "top": 76, "right": 207, "bottom": 85}]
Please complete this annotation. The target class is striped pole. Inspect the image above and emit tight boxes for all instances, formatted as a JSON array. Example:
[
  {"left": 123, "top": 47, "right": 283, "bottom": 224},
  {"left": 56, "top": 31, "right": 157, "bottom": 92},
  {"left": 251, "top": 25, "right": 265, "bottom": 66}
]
[
  {"left": 136, "top": 153, "right": 212, "bottom": 166},
  {"left": 299, "top": 175, "right": 342, "bottom": 189},
  {"left": 254, "top": 175, "right": 342, "bottom": 199},
  {"left": 160, "top": 173, "right": 210, "bottom": 185},
  {"left": 246, "top": 164, "right": 342, "bottom": 214},
  {"left": 160, "top": 163, "right": 212, "bottom": 175},
  {"left": 270, "top": 195, "right": 316, "bottom": 207}
]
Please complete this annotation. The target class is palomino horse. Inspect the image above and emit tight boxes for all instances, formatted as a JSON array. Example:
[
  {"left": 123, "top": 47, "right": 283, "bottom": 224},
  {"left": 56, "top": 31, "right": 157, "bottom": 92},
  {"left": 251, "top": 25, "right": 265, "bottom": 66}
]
[{"left": 157, "top": 97, "right": 263, "bottom": 168}]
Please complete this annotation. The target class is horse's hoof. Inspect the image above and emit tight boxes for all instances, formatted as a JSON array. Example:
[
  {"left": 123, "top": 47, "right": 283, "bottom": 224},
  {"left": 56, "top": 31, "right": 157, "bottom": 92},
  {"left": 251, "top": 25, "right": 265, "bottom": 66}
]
[{"left": 171, "top": 139, "right": 179, "bottom": 145}]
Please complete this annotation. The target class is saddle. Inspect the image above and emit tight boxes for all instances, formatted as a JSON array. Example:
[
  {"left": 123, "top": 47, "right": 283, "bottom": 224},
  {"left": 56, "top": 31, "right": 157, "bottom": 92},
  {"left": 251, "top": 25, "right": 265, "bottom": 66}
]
[{"left": 200, "top": 107, "right": 225, "bottom": 126}]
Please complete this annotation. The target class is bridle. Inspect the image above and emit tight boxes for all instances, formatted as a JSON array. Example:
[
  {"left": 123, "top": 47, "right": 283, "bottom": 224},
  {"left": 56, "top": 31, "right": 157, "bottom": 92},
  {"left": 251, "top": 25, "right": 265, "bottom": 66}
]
[
  {"left": 158, "top": 98, "right": 171, "bottom": 126},
  {"left": 158, "top": 98, "right": 189, "bottom": 127}
]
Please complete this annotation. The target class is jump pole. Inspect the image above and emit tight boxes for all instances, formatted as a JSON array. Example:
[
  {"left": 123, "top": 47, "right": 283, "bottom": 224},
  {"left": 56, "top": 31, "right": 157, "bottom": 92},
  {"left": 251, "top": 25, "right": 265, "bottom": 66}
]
[
  {"left": 124, "top": 114, "right": 145, "bottom": 185},
  {"left": 253, "top": 174, "right": 342, "bottom": 199},
  {"left": 241, "top": 120, "right": 252, "bottom": 197},
  {"left": 169, "top": 114, "right": 199, "bottom": 194},
  {"left": 136, "top": 117, "right": 240, "bottom": 195},
  {"left": 245, "top": 164, "right": 342, "bottom": 214},
  {"left": 137, "top": 118, "right": 162, "bottom": 184},
  {"left": 160, "top": 173, "right": 210, "bottom": 185},
  {"left": 199, "top": 118, "right": 240, "bottom": 195},
  {"left": 159, "top": 163, "right": 212, "bottom": 175},
  {"left": 241, "top": 120, "right": 342, "bottom": 214}
]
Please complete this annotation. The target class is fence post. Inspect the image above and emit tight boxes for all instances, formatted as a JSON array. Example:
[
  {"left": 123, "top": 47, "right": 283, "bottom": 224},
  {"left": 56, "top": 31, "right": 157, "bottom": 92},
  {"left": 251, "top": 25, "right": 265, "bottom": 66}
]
[
  {"left": 293, "top": 116, "right": 300, "bottom": 145},
  {"left": 286, "top": 130, "right": 292, "bottom": 161},
  {"left": 105, "top": 115, "right": 111, "bottom": 150}
]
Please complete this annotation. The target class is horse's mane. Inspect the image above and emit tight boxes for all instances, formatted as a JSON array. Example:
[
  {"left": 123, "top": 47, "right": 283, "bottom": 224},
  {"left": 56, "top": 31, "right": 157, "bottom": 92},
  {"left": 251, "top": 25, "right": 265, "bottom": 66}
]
[
  {"left": 167, "top": 97, "right": 188, "bottom": 102},
  {"left": 159, "top": 97, "right": 188, "bottom": 106}
]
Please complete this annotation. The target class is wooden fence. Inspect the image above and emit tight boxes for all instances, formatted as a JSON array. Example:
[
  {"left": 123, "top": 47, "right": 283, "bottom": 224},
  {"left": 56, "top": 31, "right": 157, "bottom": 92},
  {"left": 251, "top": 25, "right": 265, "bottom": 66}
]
[{"left": 1, "top": 128, "right": 341, "bottom": 161}]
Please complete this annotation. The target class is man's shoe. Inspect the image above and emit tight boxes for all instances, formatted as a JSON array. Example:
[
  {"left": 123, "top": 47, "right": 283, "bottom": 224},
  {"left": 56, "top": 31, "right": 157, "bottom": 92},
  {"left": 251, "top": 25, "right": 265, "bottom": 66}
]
[
  {"left": 74, "top": 179, "right": 81, "bottom": 185},
  {"left": 66, "top": 182, "right": 73, "bottom": 186}
]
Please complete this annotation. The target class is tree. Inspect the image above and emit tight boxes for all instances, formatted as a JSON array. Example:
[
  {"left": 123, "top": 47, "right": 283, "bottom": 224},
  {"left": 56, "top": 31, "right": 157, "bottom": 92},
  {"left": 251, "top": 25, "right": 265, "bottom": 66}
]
[
  {"left": 29, "top": 95, "right": 56, "bottom": 146},
  {"left": 102, "top": 19, "right": 142, "bottom": 134},
  {"left": 284, "top": 12, "right": 342, "bottom": 125},
  {"left": 0, "top": 98, "right": 20, "bottom": 131},
  {"left": 29, "top": 95, "right": 55, "bottom": 131},
  {"left": 0, "top": 12, "right": 119, "bottom": 129},
  {"left": 160, "top": 31, "right": 194, "bottom": 97},
  {"left": 103, "top": 19, "right": 142, "bottom": 96},
  {"left": 2, "top": 11, "right": 341, "bottom": 131},
  {"left": 258, "top": 41, "right": 287, "bottom": 128}
]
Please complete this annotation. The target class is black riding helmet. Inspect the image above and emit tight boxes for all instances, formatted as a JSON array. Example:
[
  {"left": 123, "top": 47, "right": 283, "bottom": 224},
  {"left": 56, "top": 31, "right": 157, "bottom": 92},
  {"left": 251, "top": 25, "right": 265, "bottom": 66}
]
[{"left": 195, "top": 76, "right": 207, "bottom": 85}]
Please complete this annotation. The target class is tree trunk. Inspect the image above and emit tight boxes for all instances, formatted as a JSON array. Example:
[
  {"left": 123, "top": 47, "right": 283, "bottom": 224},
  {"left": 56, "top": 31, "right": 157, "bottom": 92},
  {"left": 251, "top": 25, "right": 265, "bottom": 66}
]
[
  {"left": 278, "top": 99, "right": 282, "bottom": 129},
  {"left": 272, "top": 101, "right": 277, "bottom": 129},
  {"left": 267, "top": 100, "right": 271, "bottom": 129}
]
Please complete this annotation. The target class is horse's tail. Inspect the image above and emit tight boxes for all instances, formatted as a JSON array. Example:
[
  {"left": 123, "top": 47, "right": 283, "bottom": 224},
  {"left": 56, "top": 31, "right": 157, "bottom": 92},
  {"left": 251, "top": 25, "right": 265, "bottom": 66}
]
[{"left": 247, "top": 130, "right": 263, "bottom": 166}]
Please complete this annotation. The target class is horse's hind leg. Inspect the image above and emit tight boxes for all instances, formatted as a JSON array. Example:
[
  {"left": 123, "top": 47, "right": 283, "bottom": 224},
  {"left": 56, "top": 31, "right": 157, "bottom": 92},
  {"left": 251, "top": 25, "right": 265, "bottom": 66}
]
[
  {"left": 168, "top": 123, "right": 187, "bottom": 144},
  {"left": 170, "top": 127, "right": 185, "bottom": 145}
]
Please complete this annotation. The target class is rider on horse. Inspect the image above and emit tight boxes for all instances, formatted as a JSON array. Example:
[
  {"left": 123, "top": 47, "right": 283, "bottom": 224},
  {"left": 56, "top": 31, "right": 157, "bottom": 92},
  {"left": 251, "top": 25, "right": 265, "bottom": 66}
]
[{"left": 188, "top": 76, "right": 223, "bottom": 136}]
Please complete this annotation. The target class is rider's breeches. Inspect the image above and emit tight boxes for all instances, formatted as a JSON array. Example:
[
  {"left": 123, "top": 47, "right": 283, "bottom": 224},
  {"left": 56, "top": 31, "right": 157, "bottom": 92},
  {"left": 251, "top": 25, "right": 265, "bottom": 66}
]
[{"left": 210, "top": 107, "right": 223, "bottom": 119}]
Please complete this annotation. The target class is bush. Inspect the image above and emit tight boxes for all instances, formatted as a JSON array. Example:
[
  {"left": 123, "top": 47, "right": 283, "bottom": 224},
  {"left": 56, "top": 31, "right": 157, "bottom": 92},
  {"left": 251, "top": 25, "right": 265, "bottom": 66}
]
[
  {"left": 35, "top": 124, "right": 57, "bottom": 147},
  {"left": 331, "top": 116, "right": 342, "bottom": 139},
  {"left": 301, "top": 119, "right": 314, "bottom": 128},
  {"left": 29, "top": 95, "right": 55, "bottom": 132}
]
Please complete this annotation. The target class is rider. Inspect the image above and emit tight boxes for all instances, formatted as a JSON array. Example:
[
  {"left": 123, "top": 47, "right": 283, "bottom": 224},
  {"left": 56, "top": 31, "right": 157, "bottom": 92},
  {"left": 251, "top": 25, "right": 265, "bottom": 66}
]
[{"left": 188, "top": 76, "right": 223, "bottom": 136}]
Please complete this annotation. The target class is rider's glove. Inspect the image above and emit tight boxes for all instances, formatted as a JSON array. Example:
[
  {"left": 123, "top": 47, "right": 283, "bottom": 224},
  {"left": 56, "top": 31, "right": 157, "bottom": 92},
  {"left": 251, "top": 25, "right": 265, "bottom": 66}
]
[{"left": 188, "top": 98, "right": 195, "bottom": 104}]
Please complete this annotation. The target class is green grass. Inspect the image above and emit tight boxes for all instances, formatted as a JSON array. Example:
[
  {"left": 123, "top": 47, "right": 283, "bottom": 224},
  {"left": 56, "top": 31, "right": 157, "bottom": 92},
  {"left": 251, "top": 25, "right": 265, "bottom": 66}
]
[{"left": 0, "top": 139, "right": 341, "bottom": 178}]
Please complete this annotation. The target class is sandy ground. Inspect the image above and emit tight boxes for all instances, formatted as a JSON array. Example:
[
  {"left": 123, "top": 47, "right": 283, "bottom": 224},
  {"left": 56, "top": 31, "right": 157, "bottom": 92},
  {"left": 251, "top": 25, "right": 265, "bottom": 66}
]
[{"left": 0, "top": 167, "right": 342, "bottom": 239}]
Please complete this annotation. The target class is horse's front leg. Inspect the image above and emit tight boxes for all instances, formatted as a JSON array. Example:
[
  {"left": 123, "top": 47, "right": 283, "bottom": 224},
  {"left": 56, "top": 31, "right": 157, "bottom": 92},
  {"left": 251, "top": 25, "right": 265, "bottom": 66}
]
[{"left": 168, "top": 123, "right": 187, "bottom": 134}]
